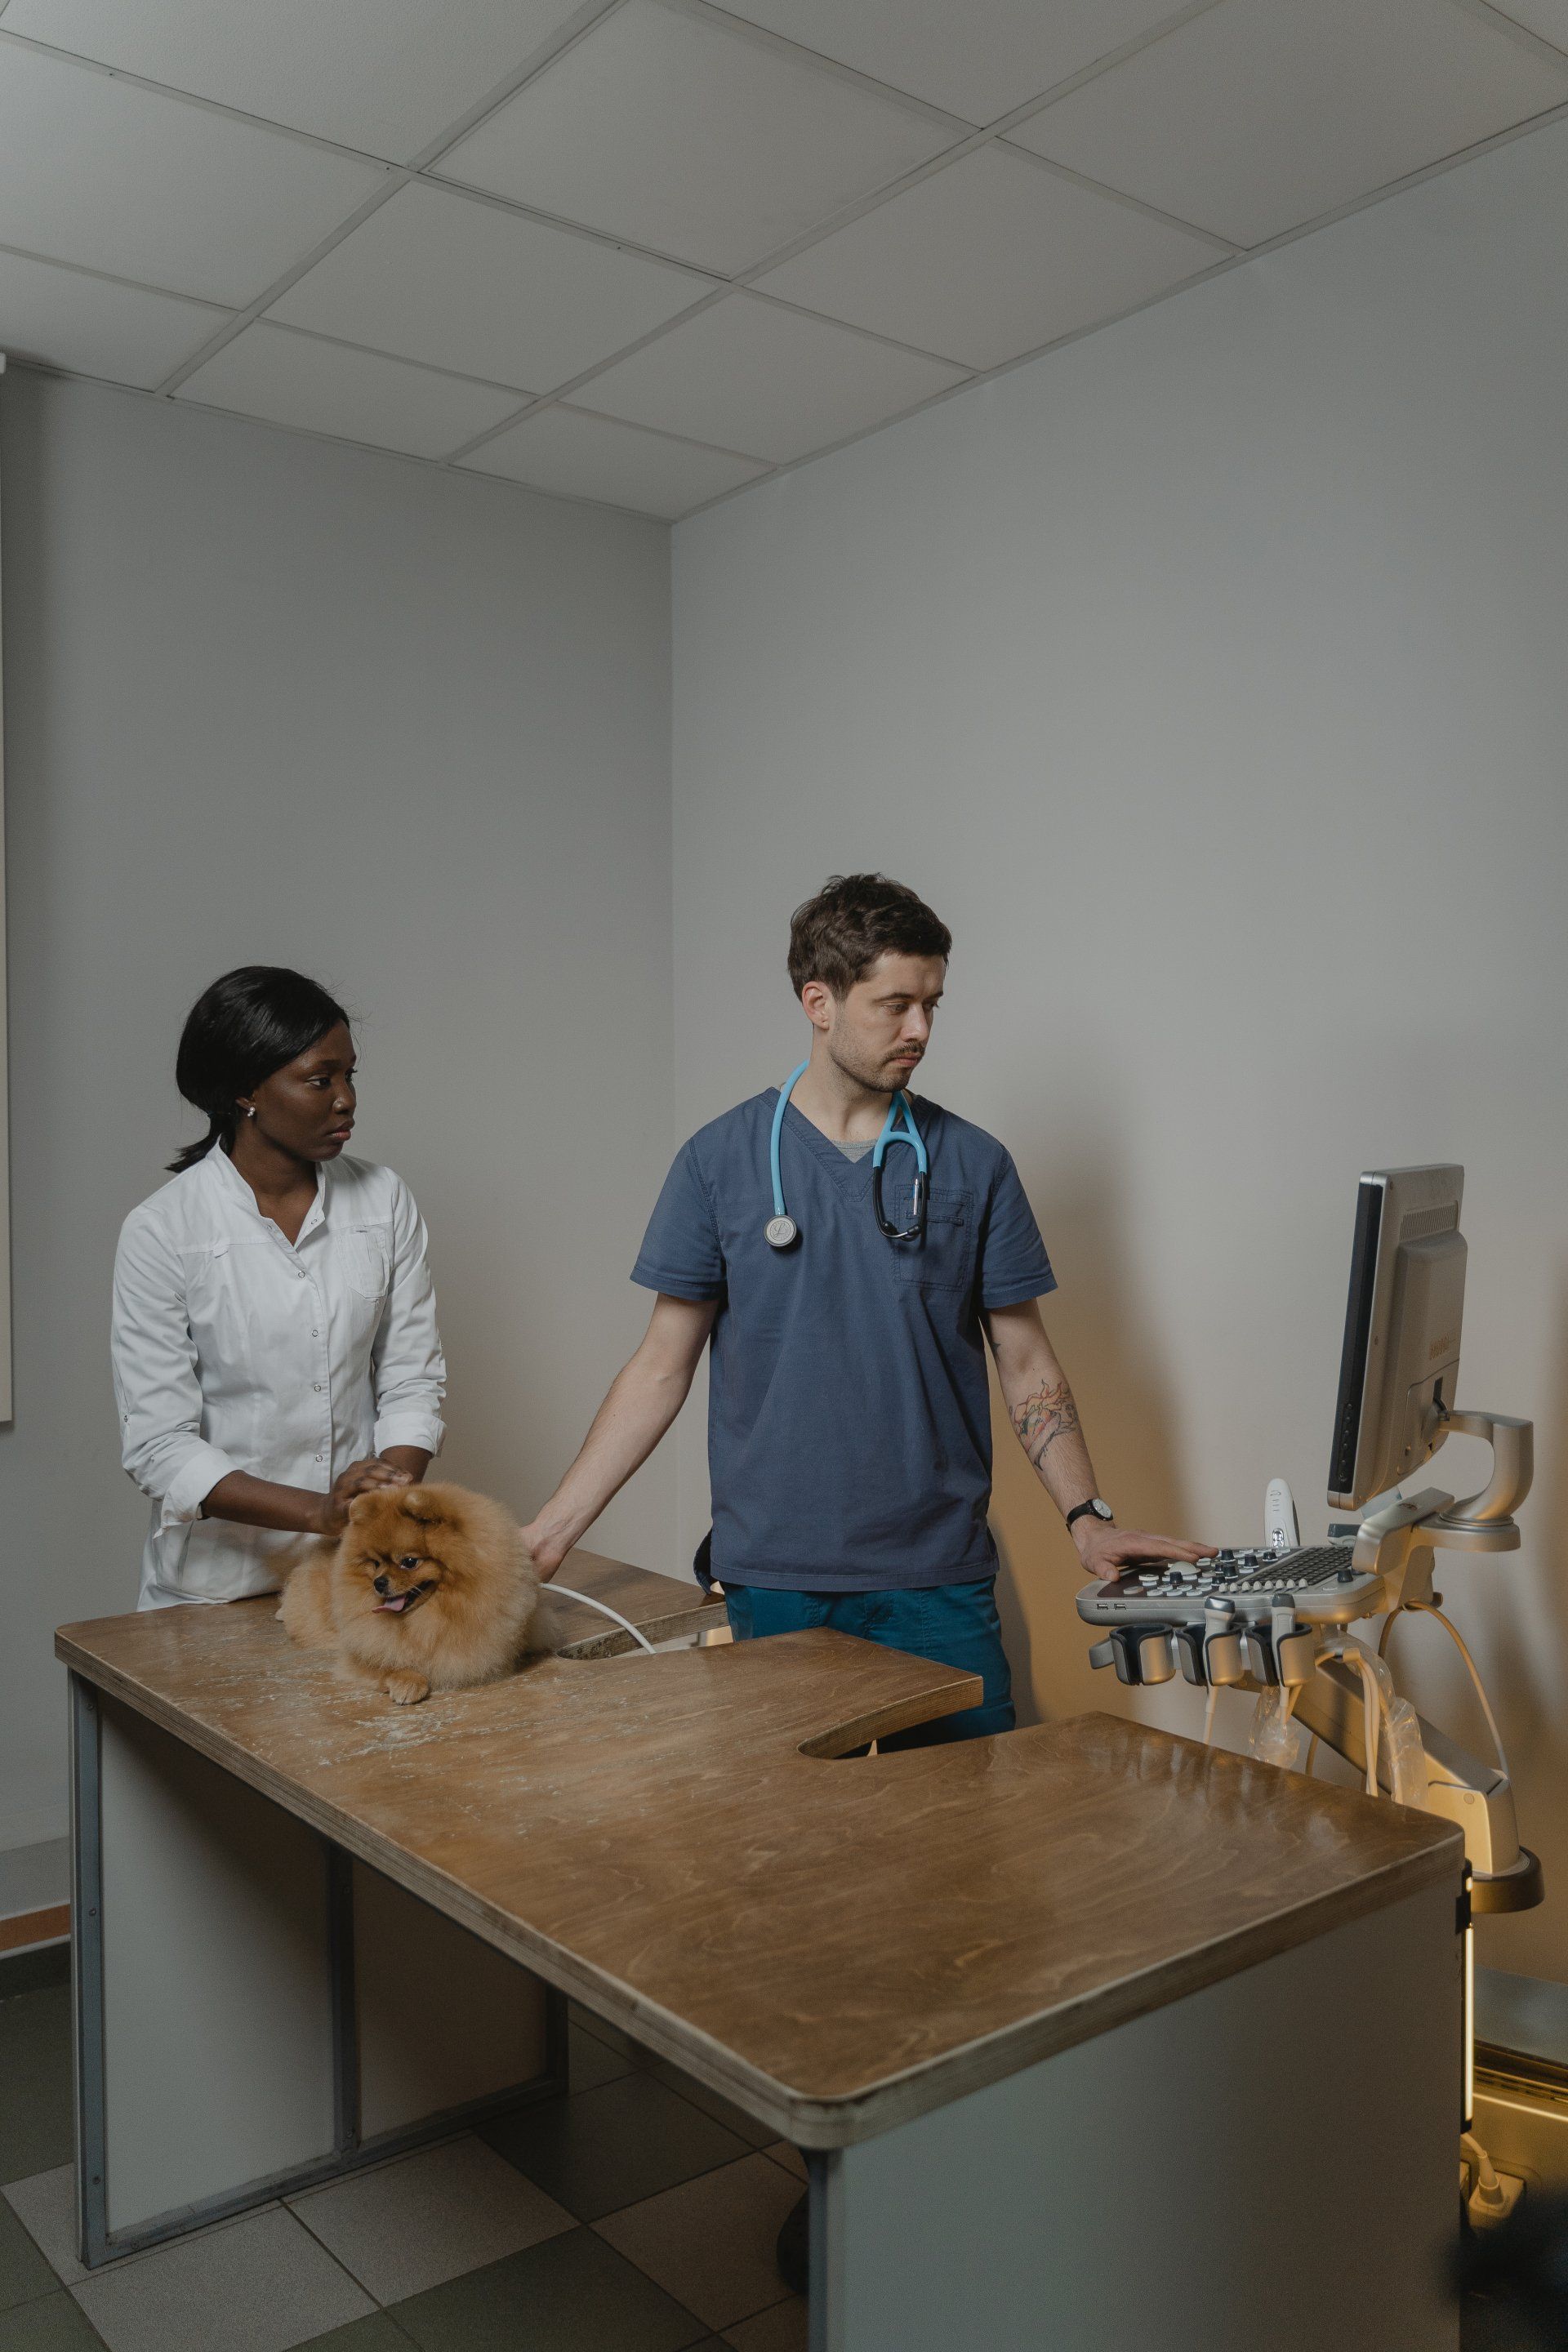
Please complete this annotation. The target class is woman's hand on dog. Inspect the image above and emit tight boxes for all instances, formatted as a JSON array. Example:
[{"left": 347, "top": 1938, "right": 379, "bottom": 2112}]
[{"left": 314, "top": 1456, "right": 413, "bottom": 1538}]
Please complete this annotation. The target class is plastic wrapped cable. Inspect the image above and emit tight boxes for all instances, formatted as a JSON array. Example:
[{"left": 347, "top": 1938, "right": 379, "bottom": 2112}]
[
  {"left": 1316, "top": 1630, "right": 1428, "bottom": 1806},
  {"left": 1247, "top": 1683, "right": 1301, "bottom": 1769}
]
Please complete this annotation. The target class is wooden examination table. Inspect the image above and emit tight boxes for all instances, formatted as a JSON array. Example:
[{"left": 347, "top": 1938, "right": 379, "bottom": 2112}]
[{"left": 57, "top": 1556, "right": 1464, "bottom": 2350}]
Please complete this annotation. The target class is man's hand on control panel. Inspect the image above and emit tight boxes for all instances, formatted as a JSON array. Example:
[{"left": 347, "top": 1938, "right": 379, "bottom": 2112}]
[{"left": 1070, "top": 1517, "right": 1212, "bottom": 1580}]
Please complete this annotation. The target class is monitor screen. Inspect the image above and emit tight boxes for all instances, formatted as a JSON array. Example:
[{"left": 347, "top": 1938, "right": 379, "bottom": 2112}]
[{"left": 1327, "top": 1165, "right": 1465, "bottom": 1513}]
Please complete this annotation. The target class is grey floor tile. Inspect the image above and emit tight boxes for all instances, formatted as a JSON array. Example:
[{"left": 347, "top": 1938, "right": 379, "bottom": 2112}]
[
  {"left": 4, "top": 2172, "right": 288, "bottom": 2294},
  {"left": 289, "top": 2134, "right": 573, "bottom": 2303},
  {"left": 594, "top": 2154, "right": 800, "bottom": 2333},
  {"left": 0, "top": 1992, "right": 73, "bottom": 2188},
  {"left": 761, "top": 2146, "right": 806, "bottom": 2184},
  {"left": 639, "top": 2063, "right": 774, "bottom": 2152},
  {"left": 566, "top": 2005, "right": 639, "bottom": 2060},
  {"left": 568, "top": 2025, "right": 634, "bottom": 2092},
  {"left": 0, "top": 2199, "right": 56, "bottom": 2314},
  {"left": 0, "top": 2294, "right": 106, "bottom": 2350},
  {"left": 480, "top": 2075, "right": 751, "bottom": 2224},
  {"left": 390, "top": 2228, "right": 709, "bottom": 2352},
  {"left": 3, "top": 2172, "right": 83, "bottom": 2288},
  {"left": 293, "top": 2321, "right": 413, "bottom": 2352},
  {"left": 70, "top": 2207, "right": 372, "bottom": 2352},
  {"left": 722, "top": 2300, "right": 806, "bottom": 2351}
]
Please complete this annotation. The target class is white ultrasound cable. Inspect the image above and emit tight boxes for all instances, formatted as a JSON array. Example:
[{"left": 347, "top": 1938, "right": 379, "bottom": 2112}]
[{"left": 547, "top": 1584, "right": 657, "bottom": 1655}]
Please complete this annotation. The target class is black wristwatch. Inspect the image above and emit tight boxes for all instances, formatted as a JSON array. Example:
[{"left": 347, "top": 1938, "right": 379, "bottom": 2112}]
[{"left": 1065, "top": 1497, "right": 1114, "bottom": 1532}]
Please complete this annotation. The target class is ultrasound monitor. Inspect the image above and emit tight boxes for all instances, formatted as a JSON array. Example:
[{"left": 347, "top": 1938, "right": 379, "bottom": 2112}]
[{"left": 1328, "top": 1165, "right": 1466, "bottom": 1512}]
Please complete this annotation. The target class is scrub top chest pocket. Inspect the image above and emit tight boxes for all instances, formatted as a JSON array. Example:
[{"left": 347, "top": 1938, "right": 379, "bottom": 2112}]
[{"left": 886, "top": 1185, "right": 976, "bottom": 1295}]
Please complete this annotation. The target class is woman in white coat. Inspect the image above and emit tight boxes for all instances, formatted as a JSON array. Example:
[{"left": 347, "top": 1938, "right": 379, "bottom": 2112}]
[{"left": 112, "top": 966, "right": 447, "bottom": 1609}]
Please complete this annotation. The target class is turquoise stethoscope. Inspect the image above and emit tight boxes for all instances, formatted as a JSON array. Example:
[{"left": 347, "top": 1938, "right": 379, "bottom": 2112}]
[{"left": 765, "top": 1060, "right": 929, "bottom": 1250}]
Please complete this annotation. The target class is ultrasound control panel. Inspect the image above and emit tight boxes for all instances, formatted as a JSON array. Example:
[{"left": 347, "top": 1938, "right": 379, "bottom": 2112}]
[
  {"left": 1076, "top": 1546, "right": 1385, "bottom": 1690},
  {"left": 1076, "top": 1546, "right": 1384, "bottom": 1630}
]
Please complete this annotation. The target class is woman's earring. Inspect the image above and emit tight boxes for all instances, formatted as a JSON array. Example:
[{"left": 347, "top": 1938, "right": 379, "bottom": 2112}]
[{"left": 242, "top": 1105, "right": 256, "bottom": 1120}]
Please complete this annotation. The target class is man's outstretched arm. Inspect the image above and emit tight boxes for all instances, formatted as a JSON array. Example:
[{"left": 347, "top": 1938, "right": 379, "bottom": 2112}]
[
  {"left": 983, "top": 1298, "right": 1211, "bottom": 1577},
  {"left": 521, "top": 1294, "right": 718, "bottom": 1577}
]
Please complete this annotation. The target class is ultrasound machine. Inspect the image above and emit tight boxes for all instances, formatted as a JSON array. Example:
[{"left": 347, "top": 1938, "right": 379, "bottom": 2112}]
[{"left": 1077, "top": 1164, "right": 1541, "bottom": 1920}]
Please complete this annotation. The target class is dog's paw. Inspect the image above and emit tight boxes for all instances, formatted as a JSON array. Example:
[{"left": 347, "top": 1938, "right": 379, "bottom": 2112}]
[{"left": 382, "top": 1671, "right": 430, "bottom": 1706}]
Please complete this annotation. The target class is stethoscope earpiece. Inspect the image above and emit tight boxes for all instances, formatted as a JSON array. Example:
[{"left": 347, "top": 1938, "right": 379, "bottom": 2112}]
[{"left": 765, "top": 1063, "right": 929, "bottom": 1250}]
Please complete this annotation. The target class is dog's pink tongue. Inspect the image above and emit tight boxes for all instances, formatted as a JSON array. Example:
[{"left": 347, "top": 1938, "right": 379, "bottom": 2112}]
[{"left": 376, "top": 1596, "right": 410, "bottom": 1613}]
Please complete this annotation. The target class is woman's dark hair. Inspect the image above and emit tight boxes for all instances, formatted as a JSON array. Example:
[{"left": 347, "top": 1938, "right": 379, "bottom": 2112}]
[
  {"left": 786, "top": 874, "right": 951, "bottom": 1000},
  {"left": 168, "top": 966, "right": 351, "bottom": 1174}
]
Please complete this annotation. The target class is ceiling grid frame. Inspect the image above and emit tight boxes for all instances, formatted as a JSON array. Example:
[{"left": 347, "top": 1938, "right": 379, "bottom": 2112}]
[{"left": 0, "top": 0, "right": 1564, "bottom": 517}]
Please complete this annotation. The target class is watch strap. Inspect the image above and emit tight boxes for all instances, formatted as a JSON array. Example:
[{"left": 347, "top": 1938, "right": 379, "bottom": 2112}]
[{"left": 1065, "top": 1499, "right": 1111, "bottom": 1532}]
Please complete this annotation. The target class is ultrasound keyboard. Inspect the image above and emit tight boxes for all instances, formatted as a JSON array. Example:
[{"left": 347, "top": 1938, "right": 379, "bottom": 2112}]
[
  {"left": 1076, "top": 1546, "right": 1385, "bottom": 1689},
  {"left": 1077, "top": 1545, "right": 1383, "bottom": 1629}
]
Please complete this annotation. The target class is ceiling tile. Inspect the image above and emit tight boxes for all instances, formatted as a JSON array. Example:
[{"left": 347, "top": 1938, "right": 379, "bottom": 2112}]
[
  {"left": 0, "top": 0, "right": 589, "bottom": 163},
  {"left": 460, "top": 403, "right": 770, "bottom": 515},
  {"left": 723, "top": 0, "right": 1192, "bottom": 127},
  {"left": 1488, "top": 1, "right": 1568, "bottom": 54},
  {"left": 756, "top": 143, "right": 1222, "bottom": 370},
  {"left": 435, "top": 0, "right": 956, "bottom": 276},
  {"left": 1010, "top": 0, "right": 1568, "bottom": 247},
  {"left": 269, "top": 181, "right": 715, "bottom": 395},
  {"left": 570, "top": 292, "right": 967, "bottom": 462},
  {"left": 173, "top": 322, "right": 525, "bottom": 458},
  {"left": 0, "top": 247, "right": 225, "bottom": 386},
  {"left": 0, "top": 41, "right": 386, "bottom": 304}
]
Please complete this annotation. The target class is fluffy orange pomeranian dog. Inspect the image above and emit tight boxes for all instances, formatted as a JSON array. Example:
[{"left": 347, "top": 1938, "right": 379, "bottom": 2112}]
[{"left": 279, "top": 1481, "right": 553, "bottom": 1705}]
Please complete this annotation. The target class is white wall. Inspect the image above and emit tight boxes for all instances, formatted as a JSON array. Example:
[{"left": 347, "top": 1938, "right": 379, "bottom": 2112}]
[
  {"left": 671, "top": 117, "right": 1568, "bottom": 1978},
  {"left": 0, "top": 368, "right": 674, "bottom": 1851}
]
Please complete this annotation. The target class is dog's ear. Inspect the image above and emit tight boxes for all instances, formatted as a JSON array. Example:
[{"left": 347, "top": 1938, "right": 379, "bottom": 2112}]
[{"left": 345, "top": 1490, "right": 385, "bottom": 1527}]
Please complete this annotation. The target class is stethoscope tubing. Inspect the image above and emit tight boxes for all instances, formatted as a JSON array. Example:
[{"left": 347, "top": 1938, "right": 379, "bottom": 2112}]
[{"left": 768, "top": 1062, "right": 928, "bottom": 1247}]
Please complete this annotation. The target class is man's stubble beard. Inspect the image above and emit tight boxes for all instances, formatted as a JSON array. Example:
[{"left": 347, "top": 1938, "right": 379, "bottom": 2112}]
[{"left": 826, "top": 1028, "right": 918, "bottom": 1097}]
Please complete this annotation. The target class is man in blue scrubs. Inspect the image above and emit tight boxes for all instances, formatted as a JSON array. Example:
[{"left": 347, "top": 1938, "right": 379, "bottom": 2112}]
[
  {"left": 523, "top": 871, "right": 1205, "bottom": 1727},
  {"left": 523, "top": 872, "right": 1206, "bottom": 2289}
]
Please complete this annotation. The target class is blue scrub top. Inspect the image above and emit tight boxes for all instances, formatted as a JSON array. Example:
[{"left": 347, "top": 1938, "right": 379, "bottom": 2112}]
[{"left": 631, "top": 1089, "right": 1055, "bottom": 1592}]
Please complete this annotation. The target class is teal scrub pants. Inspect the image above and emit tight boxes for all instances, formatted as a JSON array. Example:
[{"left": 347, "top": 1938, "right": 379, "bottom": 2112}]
[{"left": 722, "top": 1578, "right": 1015, "bottom": 1748}]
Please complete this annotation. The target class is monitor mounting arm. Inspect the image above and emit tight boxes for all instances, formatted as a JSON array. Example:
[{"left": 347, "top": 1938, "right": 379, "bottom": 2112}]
[{"left": 1293, "top": 1409, "right": 1539, "bottom": 1912}]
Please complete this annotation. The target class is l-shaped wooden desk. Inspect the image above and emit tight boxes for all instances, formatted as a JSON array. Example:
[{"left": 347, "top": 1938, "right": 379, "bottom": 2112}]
[{"left": 58, "top": 1553, "right": 1465, "bottom": 2352}]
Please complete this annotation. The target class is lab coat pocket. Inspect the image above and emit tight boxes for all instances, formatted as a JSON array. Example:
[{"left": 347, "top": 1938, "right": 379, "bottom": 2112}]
[
  {"left": 341, "top": 1223, "right": 391, "bottom": 1303},
  {"left": 889, "top": 1187, "right": 977, "bottom": 1297}
]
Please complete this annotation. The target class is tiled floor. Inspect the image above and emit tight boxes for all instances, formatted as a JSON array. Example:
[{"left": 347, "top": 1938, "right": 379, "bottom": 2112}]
[
  {"left": 9, "top": 1954, "right": 1509, "bottom": 2350},
  {"left": 1, "top": 1966, "right": 805, "bottom": 2352}
]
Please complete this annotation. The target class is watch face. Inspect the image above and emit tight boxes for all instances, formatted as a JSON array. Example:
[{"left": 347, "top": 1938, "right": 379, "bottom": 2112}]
[{"left": 1092, "top": 1499, "right": 1114, "bottom": 1521}]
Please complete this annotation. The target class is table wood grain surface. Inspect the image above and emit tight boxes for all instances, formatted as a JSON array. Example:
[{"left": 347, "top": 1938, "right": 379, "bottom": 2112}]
[{"left": 58, "top": 1553, "right": 1462, "bottom": 2145}]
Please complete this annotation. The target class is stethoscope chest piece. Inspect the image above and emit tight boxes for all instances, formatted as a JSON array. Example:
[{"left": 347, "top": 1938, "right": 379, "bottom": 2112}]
[{"left": 767, "top": 1061, "right": 929, "bottom": 1251}]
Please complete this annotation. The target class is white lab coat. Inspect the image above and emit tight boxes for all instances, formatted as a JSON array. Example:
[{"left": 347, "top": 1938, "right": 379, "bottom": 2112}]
[{"left": 111, "top": 1146, "right": 446, "bottom": 1608}]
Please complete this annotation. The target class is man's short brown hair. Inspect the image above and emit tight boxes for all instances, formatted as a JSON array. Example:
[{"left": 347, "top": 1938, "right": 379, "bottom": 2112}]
[{"left": 787, "top": 874, "right": 951, "bottom": 1000}]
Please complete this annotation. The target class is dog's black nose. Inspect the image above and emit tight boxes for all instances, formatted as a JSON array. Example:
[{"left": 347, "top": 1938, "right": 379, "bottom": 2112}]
[{"left": 372, "top": 1575, "right": 392, "bottom": 1597}]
